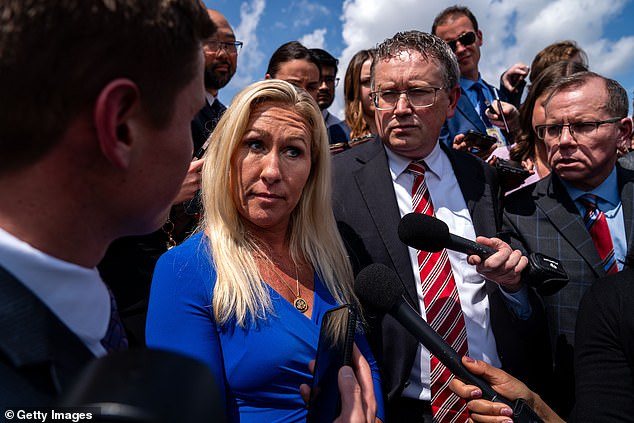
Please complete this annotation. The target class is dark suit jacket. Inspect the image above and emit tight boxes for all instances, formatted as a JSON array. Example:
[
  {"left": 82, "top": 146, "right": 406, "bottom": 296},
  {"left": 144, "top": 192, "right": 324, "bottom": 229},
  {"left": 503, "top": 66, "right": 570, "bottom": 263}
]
[
  {"left": 332, "top": 137, "right": 551, "bottom": 410},
  {"left": 191, "top": 99, "right": 226, "bottom": 154},
  {"left": 503, "top": 165, "right": 634, "bottom": 415},
  {"left": 0, "top": 266, "right": 95, "bottom": 407},
  {"left": 439, "top": 81, "right": 509, "bottom": 148},
  {"left": 572, "top": 268, "right": 634, "bottom": 422}
]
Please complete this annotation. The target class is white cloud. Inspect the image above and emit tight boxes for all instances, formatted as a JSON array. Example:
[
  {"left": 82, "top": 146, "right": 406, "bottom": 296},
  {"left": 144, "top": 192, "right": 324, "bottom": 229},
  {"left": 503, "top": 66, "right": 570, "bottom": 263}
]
[
  {"left": 335, "top": 0, "right": 634, "bottom": 113},
  {"left": 290, "top": 0, "right": 331, "bottom": 29},
  {"left": 299, "top": 28, "right": 328, "bottom": 49},
  {"left": 227, "top": 0, "right": 267, "bottom": 100}
]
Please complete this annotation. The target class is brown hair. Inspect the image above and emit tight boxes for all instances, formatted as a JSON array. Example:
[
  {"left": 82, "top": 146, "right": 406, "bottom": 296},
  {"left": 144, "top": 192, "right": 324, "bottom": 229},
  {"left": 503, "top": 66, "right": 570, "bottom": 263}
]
[
  {"left": 0, "top": 0, "right": 215, "bottom": 174},
  {"left": 432, "top": 5, "right": 479, "bottom": 35},
  {"left": 529, "top": 41, "right": 588, "bottom": 83},
  {"left": 344, "top": 49, "right": 375, "bottom": 141}
]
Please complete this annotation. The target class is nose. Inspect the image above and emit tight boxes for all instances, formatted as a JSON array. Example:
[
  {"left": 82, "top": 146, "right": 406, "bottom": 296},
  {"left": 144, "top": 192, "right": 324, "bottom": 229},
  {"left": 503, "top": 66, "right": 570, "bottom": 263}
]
[
  {"left": 558, "top": 124, "right": 576, "bottom": 147},
  {"left": 261, "top": 151, "right": 282, "bottom": 183},
  {"left": 393, "top": 92, "right": 413, "bottom": 115}
]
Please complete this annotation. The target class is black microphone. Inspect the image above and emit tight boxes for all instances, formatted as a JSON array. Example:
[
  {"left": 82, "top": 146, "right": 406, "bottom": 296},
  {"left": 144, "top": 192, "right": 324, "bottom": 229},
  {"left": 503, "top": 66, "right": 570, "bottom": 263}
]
[
  {"left": 398, "top": 212, "right": 496, "bottom": 259},
  {"left": 354, "top": 264, "right": 544, "bottom": 423},
  {"left": 397, "top": 212, "right": 569, "bottom": 296}
]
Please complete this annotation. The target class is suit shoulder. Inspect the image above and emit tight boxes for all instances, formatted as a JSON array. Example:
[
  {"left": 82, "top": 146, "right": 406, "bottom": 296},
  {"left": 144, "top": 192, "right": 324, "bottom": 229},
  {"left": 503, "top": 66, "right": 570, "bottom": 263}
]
[{"left": 503, "top": 178, "right": 545, "bottom": 215}]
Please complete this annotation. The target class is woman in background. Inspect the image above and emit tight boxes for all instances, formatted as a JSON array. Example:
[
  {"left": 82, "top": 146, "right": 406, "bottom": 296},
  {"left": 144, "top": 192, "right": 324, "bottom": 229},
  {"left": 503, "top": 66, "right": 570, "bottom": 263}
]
[
  {"left": 344, "top": 49, "right": 377, "bottom": 147},
  {"left": 146, "top": 80, "right": 383, "bottom": 423}
]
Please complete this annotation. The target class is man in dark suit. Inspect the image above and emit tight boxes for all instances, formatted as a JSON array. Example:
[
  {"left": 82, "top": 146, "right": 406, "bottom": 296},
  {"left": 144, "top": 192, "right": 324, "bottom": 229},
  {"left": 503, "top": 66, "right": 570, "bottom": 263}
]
[
  {"left": 503, "top": 71, "right": 634, "bottom": 416},
  {"left": 0, "top": 0, "right": 214, "bottom": 406},
  {"left": 432, "top": 5, "right": 527, "bottom": 148},
  {"left": 310, "top": 48, "right": 351, "bottom": 146},
  {"left": 332, "top": 30, "right": 550, "bottom": 422},
  {"left": 191, "top": 8, "right": 241, "bottom": 153}
]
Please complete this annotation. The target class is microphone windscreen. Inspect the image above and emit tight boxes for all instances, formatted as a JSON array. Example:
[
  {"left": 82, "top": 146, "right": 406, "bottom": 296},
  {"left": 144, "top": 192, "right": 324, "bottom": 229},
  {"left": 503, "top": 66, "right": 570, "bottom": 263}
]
[
  {"left": 354, "top": 264, "right": 403, "bottom": 313},
  {"left": 398, "top": 213, "right": 450, "bottom": 252}
]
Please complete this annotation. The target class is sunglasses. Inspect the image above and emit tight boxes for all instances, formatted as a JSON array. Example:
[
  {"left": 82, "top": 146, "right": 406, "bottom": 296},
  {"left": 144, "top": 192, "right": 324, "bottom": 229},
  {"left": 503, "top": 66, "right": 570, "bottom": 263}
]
[{"left": 446, "top": 31, "right": 476, "bottom": 52}]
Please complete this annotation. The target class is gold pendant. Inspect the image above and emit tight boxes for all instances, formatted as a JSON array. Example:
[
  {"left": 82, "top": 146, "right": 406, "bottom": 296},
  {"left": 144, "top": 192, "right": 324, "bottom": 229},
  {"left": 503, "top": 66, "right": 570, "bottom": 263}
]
[{"left": 294, "top": 297, "right": 308, "bottom": 313}]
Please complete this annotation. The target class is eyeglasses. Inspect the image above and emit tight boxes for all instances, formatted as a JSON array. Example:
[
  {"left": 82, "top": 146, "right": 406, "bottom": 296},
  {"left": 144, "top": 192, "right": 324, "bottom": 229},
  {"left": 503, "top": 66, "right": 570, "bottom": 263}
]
[
  {"left": 370, "top": 87, "right": 443, "bottom": 111},
  {"left": 535, "top": 117, "right": 624, "bottom": 140},
  {"left": 322, "top": 76, "right": 340, "bottom": 87},
  {"left": 446, "top": 31, "right": 476, "bottom": 53},
  {"left": 205, "top": 40, "right": 243, "bottom": 54}
]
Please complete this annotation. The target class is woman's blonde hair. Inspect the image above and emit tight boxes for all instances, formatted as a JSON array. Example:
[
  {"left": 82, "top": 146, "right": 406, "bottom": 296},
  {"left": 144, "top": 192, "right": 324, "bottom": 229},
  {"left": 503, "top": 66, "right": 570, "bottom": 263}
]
[{"left": 199, "top": 79, "right": 358, "bottom": 327}]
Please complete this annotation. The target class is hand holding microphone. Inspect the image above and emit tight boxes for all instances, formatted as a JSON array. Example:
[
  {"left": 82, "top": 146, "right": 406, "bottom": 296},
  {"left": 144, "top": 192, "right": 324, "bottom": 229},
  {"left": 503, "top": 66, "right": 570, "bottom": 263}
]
[
  {"left": 398, "top": 213, "right": 568, "bottom": 296},
  {"left": 398, "top": 213, "right": 527, "bottom": 292}
]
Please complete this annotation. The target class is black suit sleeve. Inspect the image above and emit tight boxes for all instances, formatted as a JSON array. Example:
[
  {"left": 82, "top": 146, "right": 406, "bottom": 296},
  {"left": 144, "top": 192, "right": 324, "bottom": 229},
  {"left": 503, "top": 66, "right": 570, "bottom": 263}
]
[{"left": 573, "top": 269, "right": 634, "bottom": 422}]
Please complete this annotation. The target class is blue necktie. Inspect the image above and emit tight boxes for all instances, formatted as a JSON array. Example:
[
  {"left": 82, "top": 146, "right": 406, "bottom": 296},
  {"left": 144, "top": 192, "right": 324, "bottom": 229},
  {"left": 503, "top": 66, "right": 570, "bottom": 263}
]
[
  {"left": 101, "top": 288, "right": 129, "bottom": 352},
  {"left": 471, "top": 83, "right": 491, "bottom": 127}
]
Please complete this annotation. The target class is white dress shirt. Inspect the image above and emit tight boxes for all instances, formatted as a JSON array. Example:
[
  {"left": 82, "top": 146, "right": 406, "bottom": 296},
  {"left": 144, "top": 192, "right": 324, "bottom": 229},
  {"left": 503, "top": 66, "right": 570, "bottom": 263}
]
[
  {"left": 384, "top": 143, "right": 502, "bottom": 401},
  {"left": 0, "top": 228, "right": 110, "bottom": 356}
]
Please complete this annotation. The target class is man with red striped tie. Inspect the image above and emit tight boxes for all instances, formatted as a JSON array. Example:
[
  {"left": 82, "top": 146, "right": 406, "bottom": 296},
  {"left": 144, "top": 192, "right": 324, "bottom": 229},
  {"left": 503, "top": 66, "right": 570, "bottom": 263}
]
[
  {"left": 503, "top": 71, "right": 634, "bottom": 418},
  {"left": 332, "top": 30, "right": 552, "bottom": 422}
]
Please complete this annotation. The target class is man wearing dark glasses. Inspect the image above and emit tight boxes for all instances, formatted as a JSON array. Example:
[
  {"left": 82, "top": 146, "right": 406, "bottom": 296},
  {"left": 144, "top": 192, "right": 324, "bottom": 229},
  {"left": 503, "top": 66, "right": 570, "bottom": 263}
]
[
  {"left": 432, "top": 6, "right": 518, "bottom": 149},
  {"left": 503, "top": 71, "right": 634, "bottom": 417}
]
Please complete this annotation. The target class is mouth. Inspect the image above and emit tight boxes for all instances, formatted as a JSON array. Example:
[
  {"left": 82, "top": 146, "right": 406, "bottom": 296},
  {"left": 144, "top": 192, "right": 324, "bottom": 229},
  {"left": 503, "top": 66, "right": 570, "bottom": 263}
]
[
  {"left": 251, "top": 192, "right": 284, "bottom": 200},
  {"left": 213, "top": 63, "right": 231, "bottom": 72}
]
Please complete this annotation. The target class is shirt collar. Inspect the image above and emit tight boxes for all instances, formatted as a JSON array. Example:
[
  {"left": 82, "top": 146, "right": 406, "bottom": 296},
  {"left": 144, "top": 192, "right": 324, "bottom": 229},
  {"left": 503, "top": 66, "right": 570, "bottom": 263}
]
[
  {"left": 385, "top": 141, "right": 445, "bottom": 181},
  {"left": 562, "top": 166, "right": 620, "bottom": 207},
  {"left": 0, "top": 227, "right": 110, "bottom": 349},
  {"left": 205, "top": 92, "right": 217, "bottom": 107},
  {"left": 460, "top": 74, "right": 484, "bottom": 92}
]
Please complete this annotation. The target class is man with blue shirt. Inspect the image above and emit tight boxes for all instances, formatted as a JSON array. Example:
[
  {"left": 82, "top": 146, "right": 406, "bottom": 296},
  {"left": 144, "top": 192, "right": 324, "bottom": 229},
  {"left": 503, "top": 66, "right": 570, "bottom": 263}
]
[
  {"left": 432, "top": 6, "right": 522, "bottom": 148},
  {"left": 503, "top": 71, "right": 634, "bottom": 417}
]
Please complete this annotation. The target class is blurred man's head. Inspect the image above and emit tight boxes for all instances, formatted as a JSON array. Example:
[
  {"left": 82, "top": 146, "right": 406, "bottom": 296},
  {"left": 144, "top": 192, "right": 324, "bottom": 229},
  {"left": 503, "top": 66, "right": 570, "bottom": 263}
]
[
  {"left": 310, "top": 48, "right": 339, "bottom": 110},
  {"left": 203, "top": 9, "right": 241, "bottom": 95},
  {"left": 0, "top": 0, "right": 215, "bottom": 264},
  {"left": 0, "top": 0, "right": 215, "bottom": 175}
]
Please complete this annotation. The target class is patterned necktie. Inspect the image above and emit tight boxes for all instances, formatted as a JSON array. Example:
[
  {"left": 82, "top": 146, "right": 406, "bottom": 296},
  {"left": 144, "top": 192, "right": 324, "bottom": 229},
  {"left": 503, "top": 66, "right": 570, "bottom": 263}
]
[
  {"left": 578, "top": 194, "right": 618, "bottom": 274},
  {"left": 101, "top": 287, "right": 129, "bottom": 352},
  {"left": 407, "top": 161, "right": 470, "bottom": 423},
  {"left": 207, "top": 98, "right": 226, "bottom": 134},
  {"left": 471, "top": 83, "right": 491, "bottom": 127}
]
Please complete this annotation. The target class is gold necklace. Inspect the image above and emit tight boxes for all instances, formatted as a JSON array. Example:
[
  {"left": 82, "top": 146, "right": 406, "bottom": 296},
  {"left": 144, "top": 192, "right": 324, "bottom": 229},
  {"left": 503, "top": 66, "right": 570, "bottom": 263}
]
[{"left": 270, "top": 262, "right": 309, "bottom": 313}]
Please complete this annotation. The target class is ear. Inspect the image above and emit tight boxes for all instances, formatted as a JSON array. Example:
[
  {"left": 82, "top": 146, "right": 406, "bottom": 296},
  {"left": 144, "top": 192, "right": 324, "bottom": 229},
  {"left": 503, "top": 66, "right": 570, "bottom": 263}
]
[
  {"left": 264, "top": 73, "right": 272, "bottom": 80},
  {"left": 616, "top": 116, "right": 633, "bottom": 152},
  {"left": 476, "top": 29, "right": 484, "bottom": 47},
  {"left": 445, "top": 85, "right": 461, "bottom": 119},
  {"left": 94, "top": 79, "right": 141, "bottom": 169}
]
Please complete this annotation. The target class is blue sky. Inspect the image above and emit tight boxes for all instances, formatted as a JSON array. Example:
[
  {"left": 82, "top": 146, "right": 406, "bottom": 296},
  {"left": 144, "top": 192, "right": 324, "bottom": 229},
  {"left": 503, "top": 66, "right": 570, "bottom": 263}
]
[{"left": 204, "top": 0, "right": 634, "bottom": 118}]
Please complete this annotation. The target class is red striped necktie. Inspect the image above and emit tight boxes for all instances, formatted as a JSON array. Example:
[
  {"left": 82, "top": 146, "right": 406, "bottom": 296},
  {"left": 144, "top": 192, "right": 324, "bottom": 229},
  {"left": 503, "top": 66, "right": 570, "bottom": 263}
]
[
  {"left": 407, "top": 161, "right": 470, "bottom": 422},
  {"left": 578, "top": 194, "right": 617, "bottom": 274}
]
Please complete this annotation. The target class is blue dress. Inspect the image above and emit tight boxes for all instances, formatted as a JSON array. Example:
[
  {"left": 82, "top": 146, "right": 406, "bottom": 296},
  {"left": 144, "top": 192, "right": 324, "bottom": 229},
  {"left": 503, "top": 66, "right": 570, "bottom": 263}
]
[{"left": 146, "top": 232, "right": 384, "bottom": 422}]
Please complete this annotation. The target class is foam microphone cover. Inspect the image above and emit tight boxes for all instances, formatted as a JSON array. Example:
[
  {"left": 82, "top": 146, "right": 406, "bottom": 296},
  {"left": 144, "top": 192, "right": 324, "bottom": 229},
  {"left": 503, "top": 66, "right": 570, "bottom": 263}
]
[
  {"left": 398, "top": 212, "right": 451, "bottom": 252},
  {"left": 354, "top": 263, "right": 404, "bottom": 313}
]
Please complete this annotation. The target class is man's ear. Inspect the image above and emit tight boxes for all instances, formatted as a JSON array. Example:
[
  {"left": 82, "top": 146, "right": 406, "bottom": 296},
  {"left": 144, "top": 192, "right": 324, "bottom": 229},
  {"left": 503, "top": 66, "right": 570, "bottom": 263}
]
[
  {"left": 264, "top": 73, "right": 272, "bottom": 80},
  {"left": 94, "top": 79, "right": 141, "bottom": 169},
  {"left": 446, "top": 85, "right": 461, "bottom": 119},
  {"left": 616, "top": 116, "right": 633, "bottom": 152}
]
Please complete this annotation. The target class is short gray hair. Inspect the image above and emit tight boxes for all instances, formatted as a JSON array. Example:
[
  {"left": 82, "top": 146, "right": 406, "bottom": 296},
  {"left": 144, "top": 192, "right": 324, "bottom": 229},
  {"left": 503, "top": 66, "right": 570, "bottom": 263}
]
[{"left": 371, "top": 30, "right": 460, "bottom": 92}]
